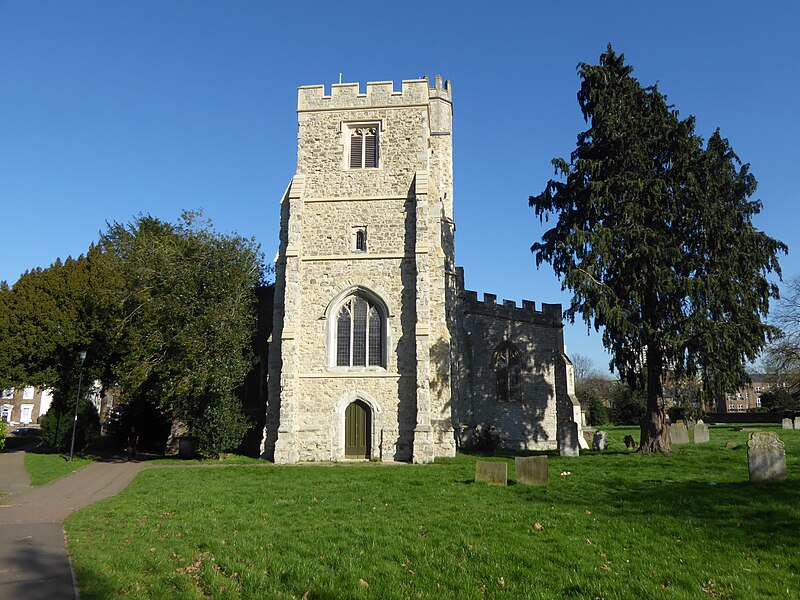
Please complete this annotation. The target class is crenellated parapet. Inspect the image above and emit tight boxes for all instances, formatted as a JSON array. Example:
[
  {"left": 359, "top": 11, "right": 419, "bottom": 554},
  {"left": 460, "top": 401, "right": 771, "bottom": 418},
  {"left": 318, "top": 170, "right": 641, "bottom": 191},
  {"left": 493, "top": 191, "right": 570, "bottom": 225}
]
[
  {"left": 460, "top": 289, "right": 562, "bottom": 327},
  {"left": 454, "top": 266, "right": 562, "bottom": 325},
  {"left": 298, "top": 77, "right": 452, "bottom": 112}
]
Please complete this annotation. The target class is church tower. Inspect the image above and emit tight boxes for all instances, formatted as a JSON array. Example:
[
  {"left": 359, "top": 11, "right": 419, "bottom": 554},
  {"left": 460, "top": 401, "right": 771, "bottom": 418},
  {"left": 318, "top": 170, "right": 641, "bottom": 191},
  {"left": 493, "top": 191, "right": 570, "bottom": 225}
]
[{"left": 263, "top": 77, "right": 458, "bottom": 463}]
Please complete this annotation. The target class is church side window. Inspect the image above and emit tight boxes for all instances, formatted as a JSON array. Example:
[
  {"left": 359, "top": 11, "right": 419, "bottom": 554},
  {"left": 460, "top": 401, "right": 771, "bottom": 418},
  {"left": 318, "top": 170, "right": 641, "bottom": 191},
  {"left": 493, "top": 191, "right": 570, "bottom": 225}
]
[
  {"left": 348, "top": 125, "right": 379, "bottom": 169},
  {"left": 336, "top": 296, "right": 384, "bottom": 367},
  {"left": 493, "top": 343, "right": 521, "bottom": 402}
]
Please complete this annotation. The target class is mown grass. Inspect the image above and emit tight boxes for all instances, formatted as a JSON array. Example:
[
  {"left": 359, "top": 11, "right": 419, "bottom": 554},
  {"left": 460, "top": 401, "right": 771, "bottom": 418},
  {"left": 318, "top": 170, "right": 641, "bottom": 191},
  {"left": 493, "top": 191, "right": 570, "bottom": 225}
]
[
  {"left": 24, "top": 451, "right": 92, "bottom": 486},
  {"left": 66, "top": 425, "right": 800, "bottom": 599}
]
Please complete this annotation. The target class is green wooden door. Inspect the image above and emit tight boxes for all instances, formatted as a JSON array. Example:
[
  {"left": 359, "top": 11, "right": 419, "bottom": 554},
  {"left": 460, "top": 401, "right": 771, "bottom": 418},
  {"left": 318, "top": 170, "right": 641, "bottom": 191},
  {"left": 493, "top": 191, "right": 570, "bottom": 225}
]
[{"left": 345, "top": 400, "right": 370, "bottom": 458}]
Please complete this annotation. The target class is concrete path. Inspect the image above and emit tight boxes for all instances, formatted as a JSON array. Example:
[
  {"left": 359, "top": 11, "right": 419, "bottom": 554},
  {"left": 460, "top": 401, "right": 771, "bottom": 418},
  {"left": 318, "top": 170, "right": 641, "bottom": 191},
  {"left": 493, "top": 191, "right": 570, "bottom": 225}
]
[{"left": 0, "top": 451, "right": 146, "bottom": 600}]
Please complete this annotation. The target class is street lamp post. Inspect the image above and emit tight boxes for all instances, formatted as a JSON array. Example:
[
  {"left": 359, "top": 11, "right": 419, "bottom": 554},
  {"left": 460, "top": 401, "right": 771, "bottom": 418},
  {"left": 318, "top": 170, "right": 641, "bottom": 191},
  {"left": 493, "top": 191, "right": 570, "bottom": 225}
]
[{"left": 68, "top": 350, "right": 87, "bottom": 462}]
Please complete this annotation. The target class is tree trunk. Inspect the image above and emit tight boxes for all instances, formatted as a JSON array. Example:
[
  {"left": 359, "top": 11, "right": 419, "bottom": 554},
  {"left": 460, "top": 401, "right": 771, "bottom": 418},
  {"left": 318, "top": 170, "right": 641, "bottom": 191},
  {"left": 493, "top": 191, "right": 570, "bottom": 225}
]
[{"left": 639, "top": 344, "right": 671, "bottom": 453}]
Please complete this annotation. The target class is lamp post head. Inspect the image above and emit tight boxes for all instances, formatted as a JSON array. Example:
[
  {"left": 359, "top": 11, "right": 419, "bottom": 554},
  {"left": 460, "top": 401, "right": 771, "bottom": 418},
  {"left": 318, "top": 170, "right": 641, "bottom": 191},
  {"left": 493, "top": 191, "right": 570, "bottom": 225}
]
[{"left": 79, "top": 350, "right": 87, "bottom": 363}]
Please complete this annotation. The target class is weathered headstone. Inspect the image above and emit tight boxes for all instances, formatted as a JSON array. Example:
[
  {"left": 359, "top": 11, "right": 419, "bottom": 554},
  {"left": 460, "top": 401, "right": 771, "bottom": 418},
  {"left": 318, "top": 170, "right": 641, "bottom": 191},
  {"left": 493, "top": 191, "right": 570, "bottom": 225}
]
[
  {"left": 687, "top": 419, "right": 696, "bottom": 430},
  {"left": 475, "top": 461, "right": 508, "bottom": 485},
  {"left": 747, "top": 432, "right": 787, "bottom": 483},
  {"left": 559, "top": 421, "right": 580, "bottom": 457},
  {"left": 794, "top": 417, "right": 800, "bottom": 430},
  {"left": 515, "top": 456, "right": 548, "bottom": 486},
  {"left": 624, "top": 434, "right": 637, "bottom": 450},
  {"left": 669, "top": 422, "right": 689, "bottom": 445},
  {"left": 592, "top": 431, "right": 608, "bottom": 451},
  {"left": 782, "top": 418, "right": 793, "bottom": 430},
  {"left": 693, "top": 420, "right": 710, "bottom": 444},
  {"left": 725, "top": 441, "right": 738, "bottom": 450}
]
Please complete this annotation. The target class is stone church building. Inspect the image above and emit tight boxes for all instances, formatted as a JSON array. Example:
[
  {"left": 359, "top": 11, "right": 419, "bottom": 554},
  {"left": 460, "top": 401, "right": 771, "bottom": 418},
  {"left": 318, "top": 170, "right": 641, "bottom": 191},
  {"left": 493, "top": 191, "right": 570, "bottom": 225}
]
[{"left": 260, "top": 77, "right": 580, "bottom": 464}]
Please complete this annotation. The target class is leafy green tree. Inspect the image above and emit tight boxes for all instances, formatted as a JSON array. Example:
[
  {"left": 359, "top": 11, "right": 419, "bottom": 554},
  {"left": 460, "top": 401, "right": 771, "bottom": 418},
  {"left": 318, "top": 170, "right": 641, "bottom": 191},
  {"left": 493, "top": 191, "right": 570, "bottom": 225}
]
[
  {"left": 759, "top": 388, "right": 800, "bottom": 412},
  {"left": 0, "top": 246, "right": 122, "bottom": 429},
  {"left": 580, "top": 388, "right": 610, "bottom": 426},
  {"left": 102, "top": 211, "right": 264, "bottom": 457},
  {"left": 530, "top": 46, "right": 786, "bottom": 452},
  {"left": 40, "top": 396, "right": 100, "bottom": 452},
  {"left": 609, "top": 383, "right": 646, "bottom": 426},
  {"left": 764, "top": 277, "right": 800, "bottom": 393}
]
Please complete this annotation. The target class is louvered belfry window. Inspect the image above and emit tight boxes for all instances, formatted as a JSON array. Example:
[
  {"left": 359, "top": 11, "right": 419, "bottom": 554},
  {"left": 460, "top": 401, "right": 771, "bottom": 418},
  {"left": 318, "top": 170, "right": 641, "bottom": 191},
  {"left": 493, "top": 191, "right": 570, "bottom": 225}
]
[
  {"left": 494, "top": 344, "right": 522, "bottom": 402},
  {"left": 336, "top": 295, "right": 384, "bottom": 367},
  {"left": 350, "top": 127, "right": 378, "bottom": 169}
]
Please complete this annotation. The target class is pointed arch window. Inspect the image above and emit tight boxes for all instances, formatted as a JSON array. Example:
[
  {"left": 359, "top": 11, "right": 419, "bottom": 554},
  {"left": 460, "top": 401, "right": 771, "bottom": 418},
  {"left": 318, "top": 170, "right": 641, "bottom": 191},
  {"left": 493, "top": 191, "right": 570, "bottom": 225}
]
[
  {"left": 494, "top": 343, "right": 522, "bottom": 402},
  {"left": 335, "top": 295, "right": 385, "bottom": 367}
]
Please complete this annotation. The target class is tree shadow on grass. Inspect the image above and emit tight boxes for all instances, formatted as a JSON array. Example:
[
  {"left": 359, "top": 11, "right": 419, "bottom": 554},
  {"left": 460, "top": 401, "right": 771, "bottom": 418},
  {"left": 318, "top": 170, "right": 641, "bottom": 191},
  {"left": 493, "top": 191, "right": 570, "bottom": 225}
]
[{"left": 541, "top": 476, "right": 800, "bottom": 556}]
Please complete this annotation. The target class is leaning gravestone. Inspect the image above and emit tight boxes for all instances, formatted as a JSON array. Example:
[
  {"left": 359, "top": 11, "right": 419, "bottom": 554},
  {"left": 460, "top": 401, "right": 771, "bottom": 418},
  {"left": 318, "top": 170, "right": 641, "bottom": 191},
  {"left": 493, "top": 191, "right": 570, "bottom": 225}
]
[
  {"left": 782, "top": 418, "right": 793, "bottom": 430},
  {"left": 515, "top": 456, "right": 548, "bottom": 486},
  {"left": 624, "top": 435, "right": 637, "bottom": 450},
  {"left": 592, "top": 431, "right": 608, "bottom": 451},
  {"left": 725, "top": 441, "right": 738, "bottom": 450},
  {"left": 559, "top": 421, "right": 580, "bottom": 457},
  {"left": 693, "top": 420, "right": 710, "bottom": 444},
  {"left": 475, "top": 461, "right": 508, "bottom": 485},
  {"left": 747, "top": 432, "right": 787, "bottom": 483},
  {"left": 669, "top": 422, "right": 690, "bottom": 445}
]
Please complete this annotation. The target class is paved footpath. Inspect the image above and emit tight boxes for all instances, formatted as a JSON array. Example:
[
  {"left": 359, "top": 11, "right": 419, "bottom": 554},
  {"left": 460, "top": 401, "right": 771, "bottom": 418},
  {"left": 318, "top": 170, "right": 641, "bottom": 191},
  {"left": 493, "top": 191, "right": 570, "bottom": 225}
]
[{"left": 0, "top": 449, "right": 146, "bottom": 600}]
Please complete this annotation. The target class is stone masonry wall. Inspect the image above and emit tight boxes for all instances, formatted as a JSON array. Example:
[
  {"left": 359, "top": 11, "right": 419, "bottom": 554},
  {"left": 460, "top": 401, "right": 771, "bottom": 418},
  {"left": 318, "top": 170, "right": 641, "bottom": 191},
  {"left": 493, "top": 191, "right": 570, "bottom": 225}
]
[
  {"left": 269, "top": 78, "right": 456, "bottom": 463},
  {"left": 454, "top": 283, "right": 564, "bottom": 451}
]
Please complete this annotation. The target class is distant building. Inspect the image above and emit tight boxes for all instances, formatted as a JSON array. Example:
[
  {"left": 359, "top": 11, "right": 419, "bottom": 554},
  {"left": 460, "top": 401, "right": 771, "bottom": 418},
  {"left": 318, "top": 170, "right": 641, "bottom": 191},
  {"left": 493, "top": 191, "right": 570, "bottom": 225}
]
[
  {"left": 1, "top": 386, "right": 53, "bottom": 426},
  {"left": 1, "top": 383, "right": 116, "bottom": 426},
  {"left": 724, "top": 374, "right": 786, "bottom": 412}
]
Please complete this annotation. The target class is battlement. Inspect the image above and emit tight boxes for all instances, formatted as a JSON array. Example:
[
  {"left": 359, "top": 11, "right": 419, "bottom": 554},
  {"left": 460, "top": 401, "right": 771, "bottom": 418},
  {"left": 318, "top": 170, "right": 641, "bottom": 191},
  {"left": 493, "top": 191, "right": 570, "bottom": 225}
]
[
  {"left": 298, "top": 76, "right": 452, "bottom": 112},
  {"left": 460, "top": 289, "right": 562, "bottom": 325}
]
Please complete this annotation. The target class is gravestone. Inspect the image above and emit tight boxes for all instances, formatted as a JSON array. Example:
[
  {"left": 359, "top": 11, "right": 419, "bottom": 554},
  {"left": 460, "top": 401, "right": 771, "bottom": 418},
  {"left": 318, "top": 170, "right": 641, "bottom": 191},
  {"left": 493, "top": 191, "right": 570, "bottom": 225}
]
[
  {"left": 725, "top": 441, "right": 738, "bottom": 450},
  {"left": 475, "top": 461, "right": 508, "bottom": 485},
  {"left": 693, "top": 420, "right": 710, "bottom": 444},
  {"left": 687, "top": 419, "right": 696, "bottom": 430},
  {"left": 515, "top": 456, "right": 548, "bottom": 486},
  {"left": 795, "top": 417, "right": 800, "bottom": 430},
  {"left": 559, "top": 421, "right": 580, "bottom": 457},
  {"left": 747, "top": 432, "right": 787, "bottom": 483},
  {"left": 669, "top": 422, "right": 689, "bottom": 445},
  {"left": 592, "top": 431, "right": 608, "bottom": 451},
  {"left": 624, "top": 435, "right": 637, "bottom": 450},
  {"left": 782, "top": 418, "right": 793, "bottom": 430}
]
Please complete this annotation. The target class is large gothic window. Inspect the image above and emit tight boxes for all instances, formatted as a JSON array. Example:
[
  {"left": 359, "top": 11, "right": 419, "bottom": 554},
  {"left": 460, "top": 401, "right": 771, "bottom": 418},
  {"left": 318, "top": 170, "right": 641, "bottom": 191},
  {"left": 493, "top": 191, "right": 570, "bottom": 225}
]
[
  {"left": 494, "top": 343, "right": 521, "bottom": 402},
  {"left": 335, "top": 295, "right": 384, "bottom": 367}
]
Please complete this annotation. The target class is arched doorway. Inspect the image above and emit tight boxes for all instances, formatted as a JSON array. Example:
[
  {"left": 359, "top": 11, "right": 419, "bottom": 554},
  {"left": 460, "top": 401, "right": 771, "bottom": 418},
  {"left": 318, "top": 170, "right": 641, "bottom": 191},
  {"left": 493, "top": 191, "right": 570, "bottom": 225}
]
[{"left": 344, "top": 400, "right": 371, "bottom": 458}]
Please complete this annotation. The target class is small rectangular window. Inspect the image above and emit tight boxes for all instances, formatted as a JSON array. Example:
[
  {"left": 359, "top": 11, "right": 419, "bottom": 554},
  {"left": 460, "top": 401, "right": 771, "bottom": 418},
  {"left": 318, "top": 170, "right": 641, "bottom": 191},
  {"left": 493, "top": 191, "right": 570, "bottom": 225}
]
[{"left": 351, "top": 226, "right": 367, "bottom": 253}]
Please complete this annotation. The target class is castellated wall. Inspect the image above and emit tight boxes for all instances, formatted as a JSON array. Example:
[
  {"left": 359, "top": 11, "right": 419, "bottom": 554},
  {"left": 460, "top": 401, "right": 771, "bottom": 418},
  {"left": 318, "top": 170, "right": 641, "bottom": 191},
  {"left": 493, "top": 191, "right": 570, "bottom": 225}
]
[{"left": 454, "top": 285, "right": 564, "bottom": 451}]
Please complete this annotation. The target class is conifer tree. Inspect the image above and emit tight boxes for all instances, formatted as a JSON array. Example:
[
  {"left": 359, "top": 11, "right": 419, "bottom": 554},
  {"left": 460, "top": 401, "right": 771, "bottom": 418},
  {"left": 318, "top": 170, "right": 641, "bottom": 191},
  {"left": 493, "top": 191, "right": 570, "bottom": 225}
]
[{"left": 530, "top": 46, "right": 786, "bottom": 452}]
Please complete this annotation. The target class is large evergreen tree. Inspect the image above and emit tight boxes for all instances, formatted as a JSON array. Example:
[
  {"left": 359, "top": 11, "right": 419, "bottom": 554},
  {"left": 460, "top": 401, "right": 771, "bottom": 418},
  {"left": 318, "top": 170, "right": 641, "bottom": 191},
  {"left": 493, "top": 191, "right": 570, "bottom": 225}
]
[
  {"left": 101, "top": 211, "right": 264, "bottom": 457},
  {"left": 0, "top": 211, "right": 264, "bottom": 457},
  {"left": 530, "top": 46, "right": 786, "bottom": 452}
]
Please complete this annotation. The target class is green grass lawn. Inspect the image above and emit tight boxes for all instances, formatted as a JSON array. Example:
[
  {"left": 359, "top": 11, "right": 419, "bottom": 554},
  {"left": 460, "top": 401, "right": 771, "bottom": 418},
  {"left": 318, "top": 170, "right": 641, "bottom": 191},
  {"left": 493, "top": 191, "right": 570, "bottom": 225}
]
[
  {"left": 24, "top": 451, "right": 92, "bottom": 486},
  {"left": 65, "top": 425, "right": 800, "bottom": 599}
]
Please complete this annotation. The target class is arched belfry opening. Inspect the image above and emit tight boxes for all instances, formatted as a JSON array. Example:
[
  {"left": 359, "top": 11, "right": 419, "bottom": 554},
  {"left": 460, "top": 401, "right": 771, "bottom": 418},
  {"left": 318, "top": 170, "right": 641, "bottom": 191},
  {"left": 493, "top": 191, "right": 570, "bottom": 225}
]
[{"left": 344, "top": 399, "right": 372, "bottom": 458}]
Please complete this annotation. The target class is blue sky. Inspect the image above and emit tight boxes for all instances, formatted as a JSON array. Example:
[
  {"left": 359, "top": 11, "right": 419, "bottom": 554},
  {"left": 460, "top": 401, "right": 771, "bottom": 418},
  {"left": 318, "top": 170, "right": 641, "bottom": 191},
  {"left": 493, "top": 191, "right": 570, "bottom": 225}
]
[{"left": 2, "top": 1, "right": 798, "bottom": 373}]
